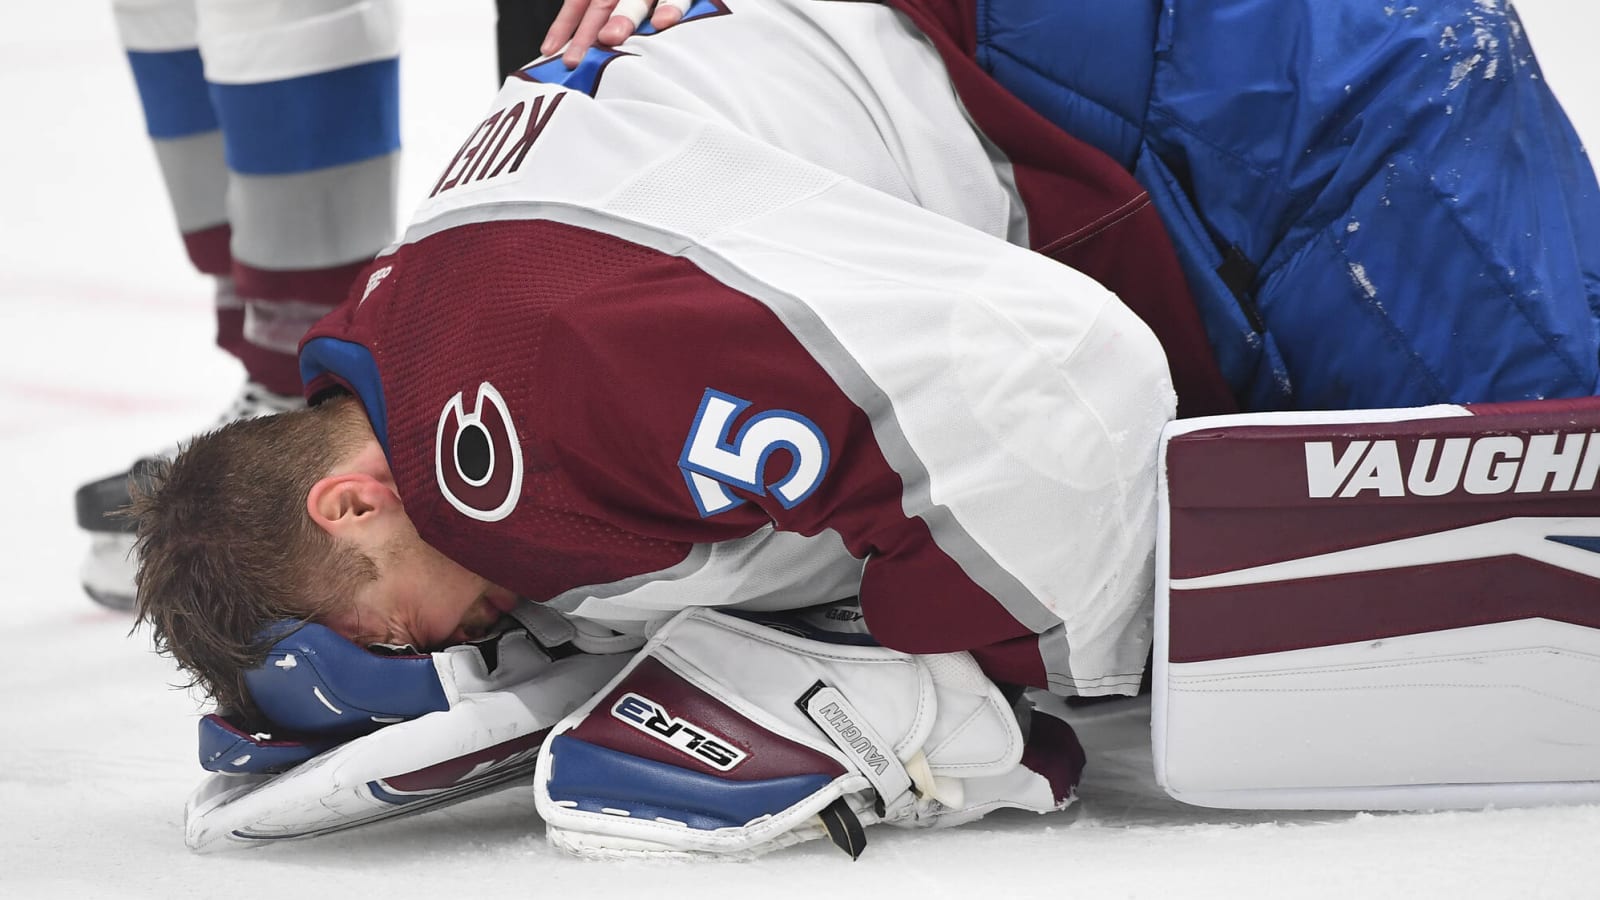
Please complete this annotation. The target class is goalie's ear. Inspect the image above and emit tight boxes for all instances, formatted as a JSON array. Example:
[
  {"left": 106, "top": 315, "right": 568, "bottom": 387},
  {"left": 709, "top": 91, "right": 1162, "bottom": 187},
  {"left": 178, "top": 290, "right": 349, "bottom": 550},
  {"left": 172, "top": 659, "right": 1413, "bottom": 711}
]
[
  {"left": 305, "top": 470, "right": 397, "bottom": 542},
  {"left": 244, "top": 621, "right": 450, "bottom": 737}
]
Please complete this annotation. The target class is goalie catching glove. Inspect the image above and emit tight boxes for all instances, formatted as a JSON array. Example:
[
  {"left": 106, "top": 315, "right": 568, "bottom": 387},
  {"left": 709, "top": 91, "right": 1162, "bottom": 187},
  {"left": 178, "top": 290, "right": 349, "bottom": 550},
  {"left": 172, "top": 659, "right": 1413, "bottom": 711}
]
[
  {"left": 185, "top": 603, "right": 636, "bottom": 851},
  {"left": 534, "top": 606, "right": 1086, "bottom": 860}
]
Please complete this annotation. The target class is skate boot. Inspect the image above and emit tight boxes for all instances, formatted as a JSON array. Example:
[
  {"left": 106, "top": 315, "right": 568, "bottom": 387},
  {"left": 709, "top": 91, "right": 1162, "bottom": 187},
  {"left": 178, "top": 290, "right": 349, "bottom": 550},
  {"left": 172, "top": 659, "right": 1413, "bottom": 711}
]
[{"left": 74, "top": 381, "right": 305, "bottom": 610}]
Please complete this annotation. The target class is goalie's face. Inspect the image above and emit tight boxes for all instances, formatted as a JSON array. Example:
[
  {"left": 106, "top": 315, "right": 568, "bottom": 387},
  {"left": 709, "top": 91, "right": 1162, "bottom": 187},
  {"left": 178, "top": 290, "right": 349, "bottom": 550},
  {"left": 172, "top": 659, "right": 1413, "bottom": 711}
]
[
  {"left": 323, "top": 537, "right": 521, "bottom": 650},
  {"left": 306, "top": 438, "right": 520, "bottom": 650}
]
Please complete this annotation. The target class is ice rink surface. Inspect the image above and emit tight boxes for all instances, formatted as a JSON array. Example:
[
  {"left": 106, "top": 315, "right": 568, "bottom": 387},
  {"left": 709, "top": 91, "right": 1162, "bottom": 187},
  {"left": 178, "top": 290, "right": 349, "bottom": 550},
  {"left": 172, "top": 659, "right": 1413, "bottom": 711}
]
[{"left": 5, "top": 2, "right": 1600, "bottom": 897}]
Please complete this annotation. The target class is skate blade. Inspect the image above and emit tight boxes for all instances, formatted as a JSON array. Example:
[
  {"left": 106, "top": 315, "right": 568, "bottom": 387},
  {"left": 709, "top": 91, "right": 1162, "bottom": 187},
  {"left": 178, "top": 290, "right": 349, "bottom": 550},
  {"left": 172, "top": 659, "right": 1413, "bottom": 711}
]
[{"left": 80, "top": 532, "right": 137, "bottom": 611}]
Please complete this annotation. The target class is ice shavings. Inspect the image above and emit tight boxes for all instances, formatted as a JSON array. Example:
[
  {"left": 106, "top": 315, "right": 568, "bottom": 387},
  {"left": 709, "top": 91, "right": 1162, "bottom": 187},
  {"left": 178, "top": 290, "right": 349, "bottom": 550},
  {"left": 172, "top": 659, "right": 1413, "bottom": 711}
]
[
  {"left": 1448, "top": 54, "right": 1485, "bottom": 92},
  {"left": 1349, "top": 262, "right": 1379, "bottom": 300},
  {"left": 1441, "top": 0, "right": 1512, "bottom": 94}
]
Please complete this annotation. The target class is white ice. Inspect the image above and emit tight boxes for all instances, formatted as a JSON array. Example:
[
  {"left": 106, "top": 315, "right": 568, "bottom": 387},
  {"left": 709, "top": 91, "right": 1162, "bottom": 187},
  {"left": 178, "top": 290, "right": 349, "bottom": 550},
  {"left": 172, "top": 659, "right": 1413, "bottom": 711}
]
[{"left": 5, "top": 2, "right": 1600, "bottom": 897}]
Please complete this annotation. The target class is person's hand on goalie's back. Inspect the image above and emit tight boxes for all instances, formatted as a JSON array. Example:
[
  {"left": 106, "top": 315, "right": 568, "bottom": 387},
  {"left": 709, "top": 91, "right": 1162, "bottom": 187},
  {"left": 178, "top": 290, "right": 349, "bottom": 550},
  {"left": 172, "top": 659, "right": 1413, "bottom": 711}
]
[{"left": 541, "top": 0, "right": 691, "bottom": 67}]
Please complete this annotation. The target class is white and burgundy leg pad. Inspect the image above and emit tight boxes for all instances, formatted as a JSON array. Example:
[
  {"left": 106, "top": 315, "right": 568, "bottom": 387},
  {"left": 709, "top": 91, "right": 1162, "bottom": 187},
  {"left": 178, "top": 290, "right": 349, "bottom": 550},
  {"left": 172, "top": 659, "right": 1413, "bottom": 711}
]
[
  {"left": 1158, "top": 397, "right": 1600, "bottom": 810},
  {"left": 533, "top": 607, "right": 1081, "bottom": 860}
]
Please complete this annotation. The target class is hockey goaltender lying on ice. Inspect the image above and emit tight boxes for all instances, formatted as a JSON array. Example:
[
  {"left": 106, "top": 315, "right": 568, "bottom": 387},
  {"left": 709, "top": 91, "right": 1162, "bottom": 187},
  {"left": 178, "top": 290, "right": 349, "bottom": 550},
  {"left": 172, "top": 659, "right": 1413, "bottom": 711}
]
[
  {"left": 180, "top": 397, "right": 1600, "bottom": 857},
  {"left": 143, "top": 0, "right": 1600, "bottom": 860}
]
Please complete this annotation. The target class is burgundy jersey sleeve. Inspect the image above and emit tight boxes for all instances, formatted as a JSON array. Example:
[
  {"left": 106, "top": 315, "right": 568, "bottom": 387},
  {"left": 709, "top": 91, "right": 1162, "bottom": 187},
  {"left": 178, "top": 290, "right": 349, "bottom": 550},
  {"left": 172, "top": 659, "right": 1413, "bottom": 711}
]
[{"left": 531, "top": 235, "right": 1060, "bottom": 687}]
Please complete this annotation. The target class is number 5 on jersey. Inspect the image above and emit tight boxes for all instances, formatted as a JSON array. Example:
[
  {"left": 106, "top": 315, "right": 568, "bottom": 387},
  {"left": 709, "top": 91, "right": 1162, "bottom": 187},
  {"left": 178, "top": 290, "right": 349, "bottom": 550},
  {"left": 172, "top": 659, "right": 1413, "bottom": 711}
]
[{"left": 679, "top": 388, "right": 830, "bottom": 517}]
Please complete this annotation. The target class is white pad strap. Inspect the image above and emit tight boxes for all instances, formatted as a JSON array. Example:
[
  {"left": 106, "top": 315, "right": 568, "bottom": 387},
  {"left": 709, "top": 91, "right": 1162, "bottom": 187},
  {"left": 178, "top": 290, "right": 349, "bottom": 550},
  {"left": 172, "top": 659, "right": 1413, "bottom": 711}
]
[
  {"left": 507, "top": 600, "right": 645, "bottom": 656},
  {"left": 798, "top": 682, "right": 915, "bottom": 818},
  {"left": 431, "top": 625, "right": 569, "bottom": 704}
]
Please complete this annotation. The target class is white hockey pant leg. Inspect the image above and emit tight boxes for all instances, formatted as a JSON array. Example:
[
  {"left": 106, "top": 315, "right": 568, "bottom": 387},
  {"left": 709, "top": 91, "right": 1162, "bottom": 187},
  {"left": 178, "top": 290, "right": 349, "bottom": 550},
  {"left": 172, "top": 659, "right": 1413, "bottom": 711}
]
[
  {"left": 112, "top": 0, "right": 196, "bottom": 52},
  {"left": 533, "top": 607, "right": 1081, "bottom": 859}
]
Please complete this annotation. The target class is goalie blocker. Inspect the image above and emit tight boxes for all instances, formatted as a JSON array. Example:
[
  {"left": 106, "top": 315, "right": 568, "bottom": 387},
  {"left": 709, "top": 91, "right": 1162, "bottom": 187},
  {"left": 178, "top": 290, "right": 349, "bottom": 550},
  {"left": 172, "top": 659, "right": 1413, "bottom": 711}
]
[{"left": 1156, "top": 396, "right": 1600, "bottom": 810}]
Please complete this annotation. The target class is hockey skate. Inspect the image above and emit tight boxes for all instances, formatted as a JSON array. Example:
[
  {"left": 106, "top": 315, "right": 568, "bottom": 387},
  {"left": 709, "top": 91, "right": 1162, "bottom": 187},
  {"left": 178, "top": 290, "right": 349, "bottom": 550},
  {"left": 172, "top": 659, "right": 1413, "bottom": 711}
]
[{"left": 74, "top": 380, "right": 304, "bottom": 610}]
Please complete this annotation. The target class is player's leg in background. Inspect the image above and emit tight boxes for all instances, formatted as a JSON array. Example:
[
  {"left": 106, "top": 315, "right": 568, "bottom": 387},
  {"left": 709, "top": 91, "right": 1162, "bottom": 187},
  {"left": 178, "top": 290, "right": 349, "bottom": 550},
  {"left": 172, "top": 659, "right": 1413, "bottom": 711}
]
[
  {"left": 80, "top": 0, "right": 235, "bottom": 610},
  {"left": 200, "top": 0, "right": 401, "bottom": 401},
  {"left": 108, "top": 0, "right": 230, "bottom": 301},
  {"left": 77, "top": 0, "right": 402, "bottom": 610}
]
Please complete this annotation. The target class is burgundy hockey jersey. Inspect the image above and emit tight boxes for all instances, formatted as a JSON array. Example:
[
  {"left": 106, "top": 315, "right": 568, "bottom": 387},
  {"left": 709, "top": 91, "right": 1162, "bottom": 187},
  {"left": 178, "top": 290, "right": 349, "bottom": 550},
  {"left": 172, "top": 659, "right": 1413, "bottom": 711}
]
[{"left": 302, "top": 0, "right": 1178, "bottom": 695}]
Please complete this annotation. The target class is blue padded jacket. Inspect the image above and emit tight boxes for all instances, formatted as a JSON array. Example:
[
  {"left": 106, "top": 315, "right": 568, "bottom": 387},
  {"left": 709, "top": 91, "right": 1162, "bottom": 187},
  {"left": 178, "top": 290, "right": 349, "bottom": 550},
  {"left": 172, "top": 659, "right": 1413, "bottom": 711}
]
[{"left": 973, "top": 0, "right": 1600, "bottom": 410}]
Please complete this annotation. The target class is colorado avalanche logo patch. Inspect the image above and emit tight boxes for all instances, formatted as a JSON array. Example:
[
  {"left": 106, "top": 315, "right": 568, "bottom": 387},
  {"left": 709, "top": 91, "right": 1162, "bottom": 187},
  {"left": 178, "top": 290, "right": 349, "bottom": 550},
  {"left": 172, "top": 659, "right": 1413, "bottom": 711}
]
[{"left": 435, "top": 382, "right": 523, "bottom": 521}]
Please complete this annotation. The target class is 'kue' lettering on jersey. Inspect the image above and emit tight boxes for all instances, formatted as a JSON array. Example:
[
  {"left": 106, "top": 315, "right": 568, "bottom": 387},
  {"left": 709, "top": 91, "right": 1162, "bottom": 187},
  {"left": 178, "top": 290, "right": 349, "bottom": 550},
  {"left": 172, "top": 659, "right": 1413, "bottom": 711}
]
[{"left": 429, "top": 93, "right": 567, "bottom": 198}]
